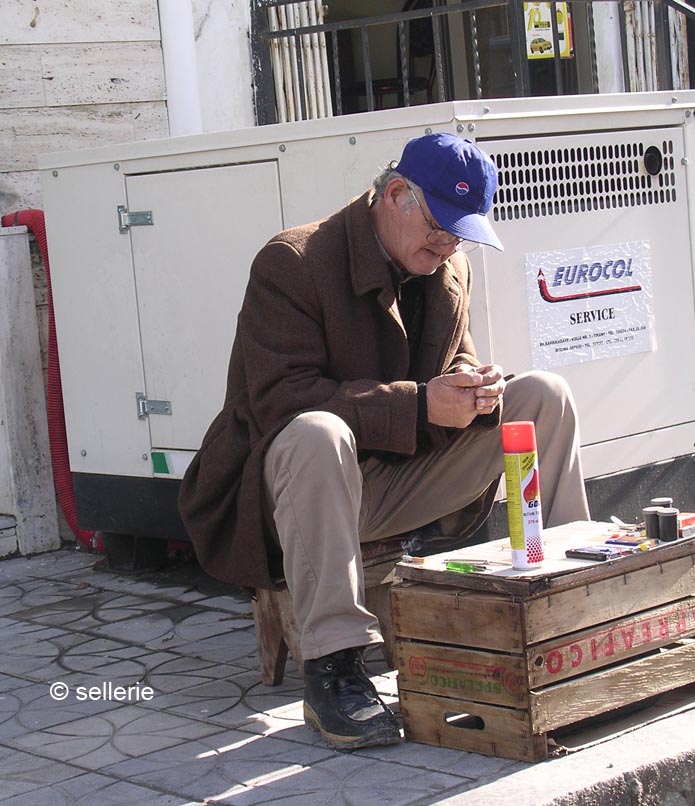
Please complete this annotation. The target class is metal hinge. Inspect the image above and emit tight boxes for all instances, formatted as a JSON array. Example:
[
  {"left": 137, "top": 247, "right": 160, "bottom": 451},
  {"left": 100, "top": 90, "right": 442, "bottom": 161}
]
[
  {"left": 118, "top": 205, "right": 153, "bottom": 233},
  {"left": 136, "top": 392, "right": 172, "bottom": 419}
]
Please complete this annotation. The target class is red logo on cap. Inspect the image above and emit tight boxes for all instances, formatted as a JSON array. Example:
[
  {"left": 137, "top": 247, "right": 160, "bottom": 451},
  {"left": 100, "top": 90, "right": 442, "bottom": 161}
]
[{"left": 455, "top": 181, "right": 470, "bottom": 196}]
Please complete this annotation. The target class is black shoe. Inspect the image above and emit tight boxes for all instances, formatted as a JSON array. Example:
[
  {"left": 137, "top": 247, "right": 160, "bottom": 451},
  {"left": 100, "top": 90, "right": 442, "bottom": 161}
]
[{"left": 303, "top": 647, "right": 400, "bottom": 750}]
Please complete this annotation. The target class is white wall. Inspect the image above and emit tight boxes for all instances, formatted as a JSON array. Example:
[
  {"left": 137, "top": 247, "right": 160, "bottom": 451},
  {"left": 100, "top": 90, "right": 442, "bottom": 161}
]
[
  {"left": 192, "top": 0, "right": 256, "bottom": 132},
  {"left": 0, "top": 0, "right": 169, "bottom": 211}
]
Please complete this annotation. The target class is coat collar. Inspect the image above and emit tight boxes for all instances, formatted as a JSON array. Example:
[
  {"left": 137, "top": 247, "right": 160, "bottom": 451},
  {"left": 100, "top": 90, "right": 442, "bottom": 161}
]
[
  {"left": 345, "top": 190, "right": 394, "bottom": 298},
  {"left": 344, "top": 190, "right": 463, "bottom": 307}
]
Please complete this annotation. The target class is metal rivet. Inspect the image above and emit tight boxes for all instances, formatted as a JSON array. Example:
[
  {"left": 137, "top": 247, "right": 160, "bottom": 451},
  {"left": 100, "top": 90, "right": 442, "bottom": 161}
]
[
  {"left": 142, "top": 453, "right": 148, "bottom": 461},
  {"left": 52, "top": 170, "right": 58, "bottom": 177},
  {"left": 80, "top": 449, "right": 87, "bottom": 457},
  {"left": 468, "top": 123, "right": 475, "bottom": 132},
  {"left": 483, "top": 106, "right": 490, "bottom": 114},
  {"left": 113, "top": 163, "right": 120, "bottom": 171},
  {"left": 682, "top": 157, "right": 689, "bottom": 165},
  {"left": 672, "top": 96, "right": 678, "bottom": 104},
  {"left": 279, "top": 144, "right": 286, "bottom": 152},
  {"left": 456, "top": 123, "right": 464, "bottom": 132},
  {"left": 349, "top": 136, "right": 356, "bottom": 145},
  {"left": 424, "top": 127, "right": 432, "bottom": 135}
]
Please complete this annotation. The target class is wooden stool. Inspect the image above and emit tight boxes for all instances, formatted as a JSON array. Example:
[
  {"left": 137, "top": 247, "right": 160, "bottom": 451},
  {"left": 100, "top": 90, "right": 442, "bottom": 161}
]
[{"left": 252, "top": 538, "right": 403, "bottom": 685}]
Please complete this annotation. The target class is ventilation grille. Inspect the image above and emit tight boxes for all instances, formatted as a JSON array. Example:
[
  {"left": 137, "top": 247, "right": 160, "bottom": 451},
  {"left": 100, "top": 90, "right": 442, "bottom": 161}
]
[{"left": 491, "top": 140, "right": 677, "bottom": 222}]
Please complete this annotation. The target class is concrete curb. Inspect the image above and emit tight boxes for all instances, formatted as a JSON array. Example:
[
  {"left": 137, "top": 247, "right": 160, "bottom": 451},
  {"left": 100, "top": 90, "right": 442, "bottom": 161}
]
[{"left": 434, "top": 708, "right": 695, "bottom": 805}]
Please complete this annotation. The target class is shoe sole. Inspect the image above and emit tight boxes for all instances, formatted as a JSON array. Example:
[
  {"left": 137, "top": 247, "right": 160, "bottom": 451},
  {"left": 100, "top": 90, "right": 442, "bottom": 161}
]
[{"left": 303, "top": 702, "right": 401, "bottom": 750}]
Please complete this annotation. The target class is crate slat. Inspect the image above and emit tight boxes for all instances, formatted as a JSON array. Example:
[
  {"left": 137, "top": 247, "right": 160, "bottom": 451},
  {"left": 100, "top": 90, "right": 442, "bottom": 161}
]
[
  {"left": 531, "top": 639, "right": 695, "bottom": 733},
  {"left": 400, "top": 690, "right": 547, "bottom": 762},
  {"left": 396, "top": 639, "right": 528, "bottom": 707},
  {"left": 524, "top": 555, "right": 695, "bottom": 643},
  {"left": 527, "top": 595, "right": 695, "bottom": 686},
  {"left": 391, "top": 582, "right": 523, "bottom": 652}
]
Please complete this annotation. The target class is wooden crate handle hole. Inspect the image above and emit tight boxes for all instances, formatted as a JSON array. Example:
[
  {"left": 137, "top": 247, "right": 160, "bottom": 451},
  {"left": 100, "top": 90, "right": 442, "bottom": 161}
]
[{"left": 444, "top": 712, "right": 486, "bottom": 731}]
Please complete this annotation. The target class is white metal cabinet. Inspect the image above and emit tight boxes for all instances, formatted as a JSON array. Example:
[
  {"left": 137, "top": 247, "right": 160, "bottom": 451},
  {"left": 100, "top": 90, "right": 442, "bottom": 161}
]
[{"left": 37, "top": 92, "right": 695, "bottom": 540}]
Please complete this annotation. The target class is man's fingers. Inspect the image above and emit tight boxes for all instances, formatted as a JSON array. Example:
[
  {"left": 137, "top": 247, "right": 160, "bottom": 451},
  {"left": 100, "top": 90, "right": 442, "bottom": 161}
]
[
  {"left": 447, "top": 364, "right": 505, "bottom": 388},
  {"left": 476, "top": 396, "right": 499, "bottom": 411},
  {"left": 440, "top": 372, "right": 484, "bottom": 388},
  {"left": 474, "top": 382, "right": 504, "bottom": 398}
]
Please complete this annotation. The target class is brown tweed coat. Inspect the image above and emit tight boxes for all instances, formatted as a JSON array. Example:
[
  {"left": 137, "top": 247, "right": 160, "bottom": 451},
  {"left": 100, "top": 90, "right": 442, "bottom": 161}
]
[{"left": 178, "top": 190, "right": 500, "bottom": 589}]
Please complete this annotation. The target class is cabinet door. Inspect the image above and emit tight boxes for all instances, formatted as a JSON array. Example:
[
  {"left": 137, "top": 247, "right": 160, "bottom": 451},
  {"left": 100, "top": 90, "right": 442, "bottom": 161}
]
[{"left": 126, "top": 161, "right": 283, "bottom": 451}]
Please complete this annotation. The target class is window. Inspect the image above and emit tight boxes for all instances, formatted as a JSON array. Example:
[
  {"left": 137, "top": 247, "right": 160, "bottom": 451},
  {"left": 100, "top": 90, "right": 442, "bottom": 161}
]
[{"left": 250, "top": 1, "right": 694, "bottom": 125}]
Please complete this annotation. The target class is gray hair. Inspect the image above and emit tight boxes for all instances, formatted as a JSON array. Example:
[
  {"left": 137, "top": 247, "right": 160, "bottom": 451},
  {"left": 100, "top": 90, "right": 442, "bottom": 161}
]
[{"left": 373, "top": 161, "right": 420, "bottom": 205}]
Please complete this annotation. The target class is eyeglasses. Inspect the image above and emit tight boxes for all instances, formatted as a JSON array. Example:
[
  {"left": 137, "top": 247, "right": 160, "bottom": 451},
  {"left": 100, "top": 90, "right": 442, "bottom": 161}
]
[{"left": 407, "top": 185, "right": 465, "bottom": 250}]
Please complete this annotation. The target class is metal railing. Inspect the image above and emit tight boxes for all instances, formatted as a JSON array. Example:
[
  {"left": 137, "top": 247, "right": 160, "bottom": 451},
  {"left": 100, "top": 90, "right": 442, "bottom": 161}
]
[{"left": 250, "top": 1, "right": 694, "bottom": 125}]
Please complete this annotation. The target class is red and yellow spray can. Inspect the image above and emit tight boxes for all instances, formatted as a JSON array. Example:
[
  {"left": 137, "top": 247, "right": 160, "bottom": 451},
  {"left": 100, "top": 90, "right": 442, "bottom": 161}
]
[{"left": 502, "top": 420, "right": 544, "bottom": 569}]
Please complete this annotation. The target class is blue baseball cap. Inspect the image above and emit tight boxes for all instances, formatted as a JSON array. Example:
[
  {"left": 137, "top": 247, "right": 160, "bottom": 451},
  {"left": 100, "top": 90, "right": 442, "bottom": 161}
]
[{"left": 395, "top": 133, "right": 504, "bottom": 251}]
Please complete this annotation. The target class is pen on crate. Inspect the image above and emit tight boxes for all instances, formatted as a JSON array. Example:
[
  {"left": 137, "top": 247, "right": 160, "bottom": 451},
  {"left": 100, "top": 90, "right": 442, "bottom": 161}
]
[{"left": 445, "top": 561, "right": 488, "bottom": 573}]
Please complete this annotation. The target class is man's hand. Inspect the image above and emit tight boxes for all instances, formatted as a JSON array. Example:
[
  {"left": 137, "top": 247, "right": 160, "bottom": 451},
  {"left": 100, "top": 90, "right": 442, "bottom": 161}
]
[{"left": 426, "top": 364, "right": 506, "bottom": 428}]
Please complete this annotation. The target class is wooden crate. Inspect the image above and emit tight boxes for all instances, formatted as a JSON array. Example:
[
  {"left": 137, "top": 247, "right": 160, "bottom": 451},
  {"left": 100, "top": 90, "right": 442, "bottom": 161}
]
[{"left": 391, "top": 521, "right": 695, "bottom": 761}]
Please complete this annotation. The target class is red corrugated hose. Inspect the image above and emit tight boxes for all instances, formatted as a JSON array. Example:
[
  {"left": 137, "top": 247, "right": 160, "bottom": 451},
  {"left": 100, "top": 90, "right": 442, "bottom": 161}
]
[{"left": 2, "top": 209, "right": 101, "bottom": 552}]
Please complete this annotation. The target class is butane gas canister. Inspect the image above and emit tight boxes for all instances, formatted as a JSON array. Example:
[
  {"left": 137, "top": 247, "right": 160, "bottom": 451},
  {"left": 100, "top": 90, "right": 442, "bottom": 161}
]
[{"left": 502, "top": 420, "right": 545, "bottom": 569}]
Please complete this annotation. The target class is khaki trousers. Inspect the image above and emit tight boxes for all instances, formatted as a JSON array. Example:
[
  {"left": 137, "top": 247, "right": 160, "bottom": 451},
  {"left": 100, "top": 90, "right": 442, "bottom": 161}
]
[{"left": 263, "top": 370, "right": 589, "bottom": 659}]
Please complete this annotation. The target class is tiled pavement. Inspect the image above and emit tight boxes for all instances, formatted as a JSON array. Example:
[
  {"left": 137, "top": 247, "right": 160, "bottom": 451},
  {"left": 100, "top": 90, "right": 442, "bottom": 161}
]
[{"left": 1, "top": 547, "right": 694, "bottom": 806}]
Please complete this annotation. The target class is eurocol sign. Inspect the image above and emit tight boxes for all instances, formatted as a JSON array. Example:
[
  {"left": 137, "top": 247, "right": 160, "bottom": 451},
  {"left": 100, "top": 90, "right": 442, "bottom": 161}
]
[
  {"left": 525, "top": 240, "right": 657, "bottom": 369},
  {"left": 524, "top": 1, "right": 572, "bottom": 60}
]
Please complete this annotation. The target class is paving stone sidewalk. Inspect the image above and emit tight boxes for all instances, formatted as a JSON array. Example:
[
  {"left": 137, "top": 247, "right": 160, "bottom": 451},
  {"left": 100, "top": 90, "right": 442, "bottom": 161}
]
[{"left": 1, "top": 547, "right": 694, "bottom": 805}]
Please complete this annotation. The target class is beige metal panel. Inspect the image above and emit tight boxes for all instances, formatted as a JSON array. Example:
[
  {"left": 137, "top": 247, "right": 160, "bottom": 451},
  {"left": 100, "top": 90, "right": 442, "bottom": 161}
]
[
  {"left": 581, "top": 422, "right": 695, "bottom": 480},
  {"left": 479, "top": 126, "right": 695, "bottom": 461},
  {"left": 2, "top": 0, "right": 160, "bottom": 45},
  {"left": 465, "top": 244, "right": 494, "bottom": 366},
  {"left": 453, "top": 94, "right": 691, "bottom": 140},
  {"left": 1, "top": 102, "right": 168, "bottom": 172},
  {"left": 39, "top": 163, "right": 151, "bottom": 477},
  {"left": 40, "top": 43, "right": 165, "bottom": 107},
  {"left": 126, "top": 162, "right": 284, "bottom": 450},
  {"left": 0, "top": 46, "right": 45, "bottom": 108},
  {"left": 276, "top": 123, "right": 458, "bottom": 228}
]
